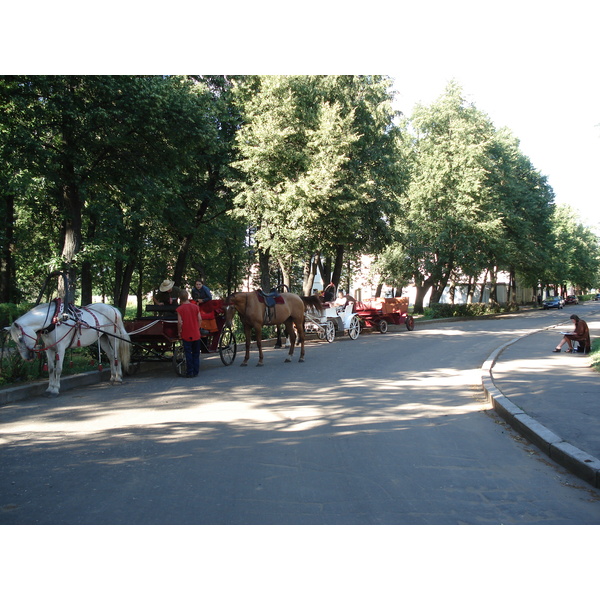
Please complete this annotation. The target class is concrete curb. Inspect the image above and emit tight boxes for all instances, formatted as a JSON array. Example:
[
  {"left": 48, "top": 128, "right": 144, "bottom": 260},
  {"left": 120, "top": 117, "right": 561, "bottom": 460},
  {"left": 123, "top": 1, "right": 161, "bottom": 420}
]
[
  {"left": 0, "top": 368, "right": 112, "bottom": 406},
  {"left": 481, "top": 329, "right": 600, "bottom": 488}
]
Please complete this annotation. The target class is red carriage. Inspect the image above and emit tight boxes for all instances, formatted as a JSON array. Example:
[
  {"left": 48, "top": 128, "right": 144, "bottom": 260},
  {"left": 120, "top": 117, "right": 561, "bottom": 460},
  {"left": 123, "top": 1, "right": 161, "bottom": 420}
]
[
  {"left": 124, "top": 299, "right": 236, "bottom": 375},
  {"left": 354, "top": 297, "right": 415, "bottom": 334}
]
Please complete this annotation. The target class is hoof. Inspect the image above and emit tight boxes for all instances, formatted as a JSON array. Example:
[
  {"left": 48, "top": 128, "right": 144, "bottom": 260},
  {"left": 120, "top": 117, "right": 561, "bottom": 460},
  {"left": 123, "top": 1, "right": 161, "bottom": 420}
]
[
  {"left": 256, "top": 363, "right": 264, "bottom": 367},
  {"left": 44, "top": 391, "right": 59, "bottom": 398},
  {"left": 299, "top": 358, "right": 305, "bottom": 363},
  {"left": 284, "top": 358, "right": 292, "bottom": 363},
  {"left": 240, "top": 363, "right": 248, "bottom": 367}
]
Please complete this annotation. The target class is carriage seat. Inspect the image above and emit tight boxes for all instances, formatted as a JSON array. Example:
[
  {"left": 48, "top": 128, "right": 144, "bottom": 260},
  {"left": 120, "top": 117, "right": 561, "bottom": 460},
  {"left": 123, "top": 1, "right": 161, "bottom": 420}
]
[
  {"left": 336, "top": 302, "right": 355, "bottom": 315},
  {"left": 144, "top": 304, "right": 178, "bottom": 319}
]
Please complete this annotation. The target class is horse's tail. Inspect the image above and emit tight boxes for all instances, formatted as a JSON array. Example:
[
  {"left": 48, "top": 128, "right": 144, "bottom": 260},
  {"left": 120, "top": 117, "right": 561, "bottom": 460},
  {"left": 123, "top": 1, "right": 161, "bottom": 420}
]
[
  {"left": 114, "top": 311, "right": 131, "bottom": 372},
  {"left": 301, "top": 295, "right": 323, "bottom": 314}
]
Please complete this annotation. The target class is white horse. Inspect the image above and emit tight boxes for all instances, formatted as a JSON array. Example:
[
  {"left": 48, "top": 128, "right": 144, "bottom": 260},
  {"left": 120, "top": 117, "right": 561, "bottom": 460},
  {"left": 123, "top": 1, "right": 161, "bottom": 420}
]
[{"left": 6, "top": 301, "right": 131, "bottom": 397}]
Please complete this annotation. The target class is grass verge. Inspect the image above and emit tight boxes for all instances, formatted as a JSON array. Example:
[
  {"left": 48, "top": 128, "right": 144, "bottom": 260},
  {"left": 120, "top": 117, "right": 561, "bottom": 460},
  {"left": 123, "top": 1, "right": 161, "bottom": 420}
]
[{"left": 590, "top": 338, "right": 600, "bottom": 373}]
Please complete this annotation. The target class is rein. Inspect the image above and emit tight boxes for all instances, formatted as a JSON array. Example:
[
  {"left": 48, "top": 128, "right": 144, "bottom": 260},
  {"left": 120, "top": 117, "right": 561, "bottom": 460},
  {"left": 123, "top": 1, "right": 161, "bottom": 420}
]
[{"left": 17, "top": 302, "right": 118, "bottom": 356}]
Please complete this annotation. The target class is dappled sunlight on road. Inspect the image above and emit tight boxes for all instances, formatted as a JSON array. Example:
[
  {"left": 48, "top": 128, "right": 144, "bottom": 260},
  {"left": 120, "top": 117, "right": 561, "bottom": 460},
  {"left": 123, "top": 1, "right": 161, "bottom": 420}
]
[
  {"left": 0, "top": 359, "right": 492, "bottom": 448},
  {"left": 494, "top": 355, "right": 592, "bottom": 377}
]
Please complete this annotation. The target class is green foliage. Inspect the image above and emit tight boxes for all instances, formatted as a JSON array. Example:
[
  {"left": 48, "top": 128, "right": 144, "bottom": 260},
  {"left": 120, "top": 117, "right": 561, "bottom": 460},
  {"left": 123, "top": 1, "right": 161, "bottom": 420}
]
[
  {"left": 424, "top": 301, "right": 505, "bottom": 319},
  {"left": 590, "top": 338, "right": 600, "bottom": 373},
  {"left": 0, "top": 302, "right": 29, "bottom": 327},
  {"left": 0, "top": 75, "right": 248, "bottom": 306},
  {"left": 231, "top": 75, "right": 406, "bottom": 290},
  {"left": 1, "top": 74, "right": 598, "bottom": 316},
  {"left": 542, "top": 205, "right": 600, "bottom": 291}
]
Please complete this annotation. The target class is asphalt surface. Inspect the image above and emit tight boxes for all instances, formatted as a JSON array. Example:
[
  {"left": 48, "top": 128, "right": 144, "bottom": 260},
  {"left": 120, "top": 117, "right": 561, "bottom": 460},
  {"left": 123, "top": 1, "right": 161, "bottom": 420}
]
[{"left": 1, "top": 301, "right": 599, "bottom": 527}]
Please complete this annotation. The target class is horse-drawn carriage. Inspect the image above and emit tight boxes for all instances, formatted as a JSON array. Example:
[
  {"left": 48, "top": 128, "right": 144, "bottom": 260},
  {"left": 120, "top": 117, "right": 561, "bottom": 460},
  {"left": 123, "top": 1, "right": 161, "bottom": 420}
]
[
  {"left": 124, "top": 299, "right": 236, "bottom": 375},
  {"left": 304, "top": 295, "right": 361, "bottom": 341},
  {"left": 354, "top": 297, "right": 415, "bottom": 333}
]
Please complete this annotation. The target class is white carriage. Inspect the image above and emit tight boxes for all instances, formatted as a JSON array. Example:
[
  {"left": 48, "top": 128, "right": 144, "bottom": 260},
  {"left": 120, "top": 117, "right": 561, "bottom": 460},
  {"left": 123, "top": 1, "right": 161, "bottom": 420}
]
[{"left": 304, "top": 299, "right": 361, "bottom": 342}]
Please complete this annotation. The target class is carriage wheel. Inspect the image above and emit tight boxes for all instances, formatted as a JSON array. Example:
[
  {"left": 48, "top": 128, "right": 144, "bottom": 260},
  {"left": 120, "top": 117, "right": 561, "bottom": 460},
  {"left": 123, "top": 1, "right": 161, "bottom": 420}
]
[
  {"left": 325, "top": 320, "right": 335, "bottom": 343},
  {"left": 218, "top": 326, "right": 237, "bottom": 366},
  {"left": 348, "top": 315, "right": 361, "bottom": 340},
  {"left": 378, "top": 319, "right": 389, "bottom": 334},
  {"left": 405, "top": 316, "right": 415, "bottom": 331},
  {"left": 173, "top": 342, "right": 186, "bottom": 376}
]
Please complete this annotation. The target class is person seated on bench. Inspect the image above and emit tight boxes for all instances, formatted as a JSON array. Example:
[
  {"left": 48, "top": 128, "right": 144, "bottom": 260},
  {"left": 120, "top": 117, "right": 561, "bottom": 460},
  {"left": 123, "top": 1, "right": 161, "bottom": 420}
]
[
  {"left": 334, "top": 290, "right": 356, "bottom": 311},
  {"left": 553, "top": 314, "right": 590, "bottom": 353},
  {"left": 191, "top": 279, "right": 212, "bottom": 305}
]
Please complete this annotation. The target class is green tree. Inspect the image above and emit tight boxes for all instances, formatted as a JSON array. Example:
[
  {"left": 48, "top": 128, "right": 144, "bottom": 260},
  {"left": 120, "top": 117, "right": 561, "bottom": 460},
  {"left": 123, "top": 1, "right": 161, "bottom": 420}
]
[
  {"left": 232, "top": 75, "right": 405, "bottom": 293},
  {"left": 544, "top": 204, "right": 600, "bottom": 293},
  {"left": 484, "top": 128, "right": 555, "bottom": 302},
  {"left": 0, "top": 76, "right": 246, "bottom": 311},
  {"left": 395, "top": 82, "right": 501, "bottom": 312}
]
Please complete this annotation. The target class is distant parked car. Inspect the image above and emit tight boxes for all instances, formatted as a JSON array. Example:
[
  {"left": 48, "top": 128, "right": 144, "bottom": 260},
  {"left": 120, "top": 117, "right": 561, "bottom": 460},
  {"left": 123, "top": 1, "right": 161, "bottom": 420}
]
[
  {"left": 542, "top": 296, "right": 564, "bottom": 309},
  {"left": 595, "top": 293, "right": 600, "bottom": 301},
  {"left": 565, "top": 295, "right": 578, "bottom": 305}
]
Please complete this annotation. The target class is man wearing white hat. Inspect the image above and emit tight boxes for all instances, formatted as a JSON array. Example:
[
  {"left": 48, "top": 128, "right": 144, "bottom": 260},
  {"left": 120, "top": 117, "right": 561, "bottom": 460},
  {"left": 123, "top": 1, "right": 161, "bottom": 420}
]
[{"left": 153, "top": 279, "right": 181, "bottom": 306}]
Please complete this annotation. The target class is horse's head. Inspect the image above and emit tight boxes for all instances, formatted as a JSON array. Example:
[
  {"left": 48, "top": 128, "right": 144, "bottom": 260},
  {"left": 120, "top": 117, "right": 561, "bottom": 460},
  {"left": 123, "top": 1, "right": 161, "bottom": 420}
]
[
  {"left": 5, "top": 322, "right": 36, "bottom": 361},
  {"left": 223, "top": 294, "right": 238, "bottom": 327}
]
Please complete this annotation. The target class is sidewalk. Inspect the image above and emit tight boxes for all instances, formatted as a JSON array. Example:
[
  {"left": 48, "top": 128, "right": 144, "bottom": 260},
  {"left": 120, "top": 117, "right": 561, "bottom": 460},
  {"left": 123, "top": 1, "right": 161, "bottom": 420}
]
[{"left": 482, "top": 316, "right": 600, "bottom": 488}]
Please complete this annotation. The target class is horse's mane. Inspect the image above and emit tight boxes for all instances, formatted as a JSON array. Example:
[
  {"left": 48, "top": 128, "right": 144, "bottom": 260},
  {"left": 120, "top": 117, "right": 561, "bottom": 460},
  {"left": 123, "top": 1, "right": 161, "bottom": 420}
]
[{"left": 301, "top": 295, "right": 323, "bottom": 314}]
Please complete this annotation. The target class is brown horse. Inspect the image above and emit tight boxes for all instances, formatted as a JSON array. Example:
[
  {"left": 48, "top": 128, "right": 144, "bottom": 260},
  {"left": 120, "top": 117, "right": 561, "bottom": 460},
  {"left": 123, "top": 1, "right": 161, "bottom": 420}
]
[{"left": 224, "top": 291, "right": 322, "bottom": 366}]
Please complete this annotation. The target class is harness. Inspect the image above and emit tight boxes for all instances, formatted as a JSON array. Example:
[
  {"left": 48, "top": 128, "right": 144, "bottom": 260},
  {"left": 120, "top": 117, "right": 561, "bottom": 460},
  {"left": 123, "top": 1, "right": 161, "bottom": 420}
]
[{"left": 17, "top": 299, "right": 119, "bottom": 367}]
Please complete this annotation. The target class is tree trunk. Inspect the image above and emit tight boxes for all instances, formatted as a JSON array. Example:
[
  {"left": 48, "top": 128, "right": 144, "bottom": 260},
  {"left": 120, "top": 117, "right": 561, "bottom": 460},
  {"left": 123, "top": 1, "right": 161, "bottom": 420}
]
[
  {"left": 331, "top": 244, "right": 345, "bottom": 289},
  {"left": 413, "top": 284, "right": 430, "bottom": 314},
  {"left": 174, "top": 233, "right": 193, "bottom": 288},
  {"left": 80, "top": 261, "right": 93, "bottom": 305},
  {"left": 277, "top": 257, "right": 291, "bottom": 292},
  {"left": 489, "top": 266, "right": 498, "bottom": 303},
  {"left": 117, "top": 261, "right": 135, "bottom": 314},
  {"left": 509, "top": 267, "right": 517, "bottom": 303},
  {"left": 60, "top": 181, "right": 82, "bottom": 304},
  {"left": 318, "top": 256, "right": 332, "bottom": 290},
  {"left": 258, "top": 246, "right": 270, "bottom": 291},
  {"left": 448, "top": 273, "right": 457, "bottom": 305},
  {"left": 136, "top": 266, "right": 145, "bottom": 318},
  {"left": 478, "top": 269, "right": 488, "bottom": 303},
  {"left": 466, "top": 276, "right": 474, "bottom": 304},
  {"left": 113, "top": 259, "right": 123, "bottom": 306},
  {"left": 302, "top": 253, "right": 319, "bottom": 296},
  {"left": 0, "top": 192, "right": 16, "bottom": 303}
]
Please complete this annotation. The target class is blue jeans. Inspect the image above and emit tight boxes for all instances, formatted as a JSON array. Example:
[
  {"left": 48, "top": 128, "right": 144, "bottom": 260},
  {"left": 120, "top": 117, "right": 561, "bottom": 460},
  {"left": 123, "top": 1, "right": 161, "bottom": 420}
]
[{"left": 183, "top": 339, "right": 201, "bottom": 376}]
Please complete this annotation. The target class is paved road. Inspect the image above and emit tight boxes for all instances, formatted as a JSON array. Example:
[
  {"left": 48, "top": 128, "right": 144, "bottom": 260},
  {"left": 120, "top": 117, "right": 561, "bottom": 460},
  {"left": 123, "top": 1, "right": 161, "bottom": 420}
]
[{"left": 1, "top": 307, "right": 599, "bottom": 524}]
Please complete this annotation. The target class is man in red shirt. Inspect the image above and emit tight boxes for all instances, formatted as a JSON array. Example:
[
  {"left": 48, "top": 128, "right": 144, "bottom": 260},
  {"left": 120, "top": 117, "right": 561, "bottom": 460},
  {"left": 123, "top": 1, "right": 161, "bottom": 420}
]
[{"left": 176, "top": 290, "right": 202, "bottom": 377}]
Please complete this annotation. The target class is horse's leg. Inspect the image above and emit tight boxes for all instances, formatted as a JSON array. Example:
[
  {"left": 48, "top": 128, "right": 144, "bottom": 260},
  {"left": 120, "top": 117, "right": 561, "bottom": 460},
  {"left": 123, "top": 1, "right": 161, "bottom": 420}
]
[
  {"left": 100, "top": 335, "right": 122, "bottom": 384},
  {"left": 297, "top": 321, "right": 306, "bottom": 363},
  {"left": 274, "top": 325, "right": 287, "bottom": 348},
  {"left": 241, "top": 323, "right": 252, "bottom": 366},
  {"left": 45, "top": 348, "right": 62, "bottom": 396},
  {"left": 284, "top": 319, "right": 296, "bottom": 363},
  {"left": 294, "top": 316, "right": 306, "bottom": 362},
  {"left": 255, "top": 326, "right": 264, "bottom": 367}
]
